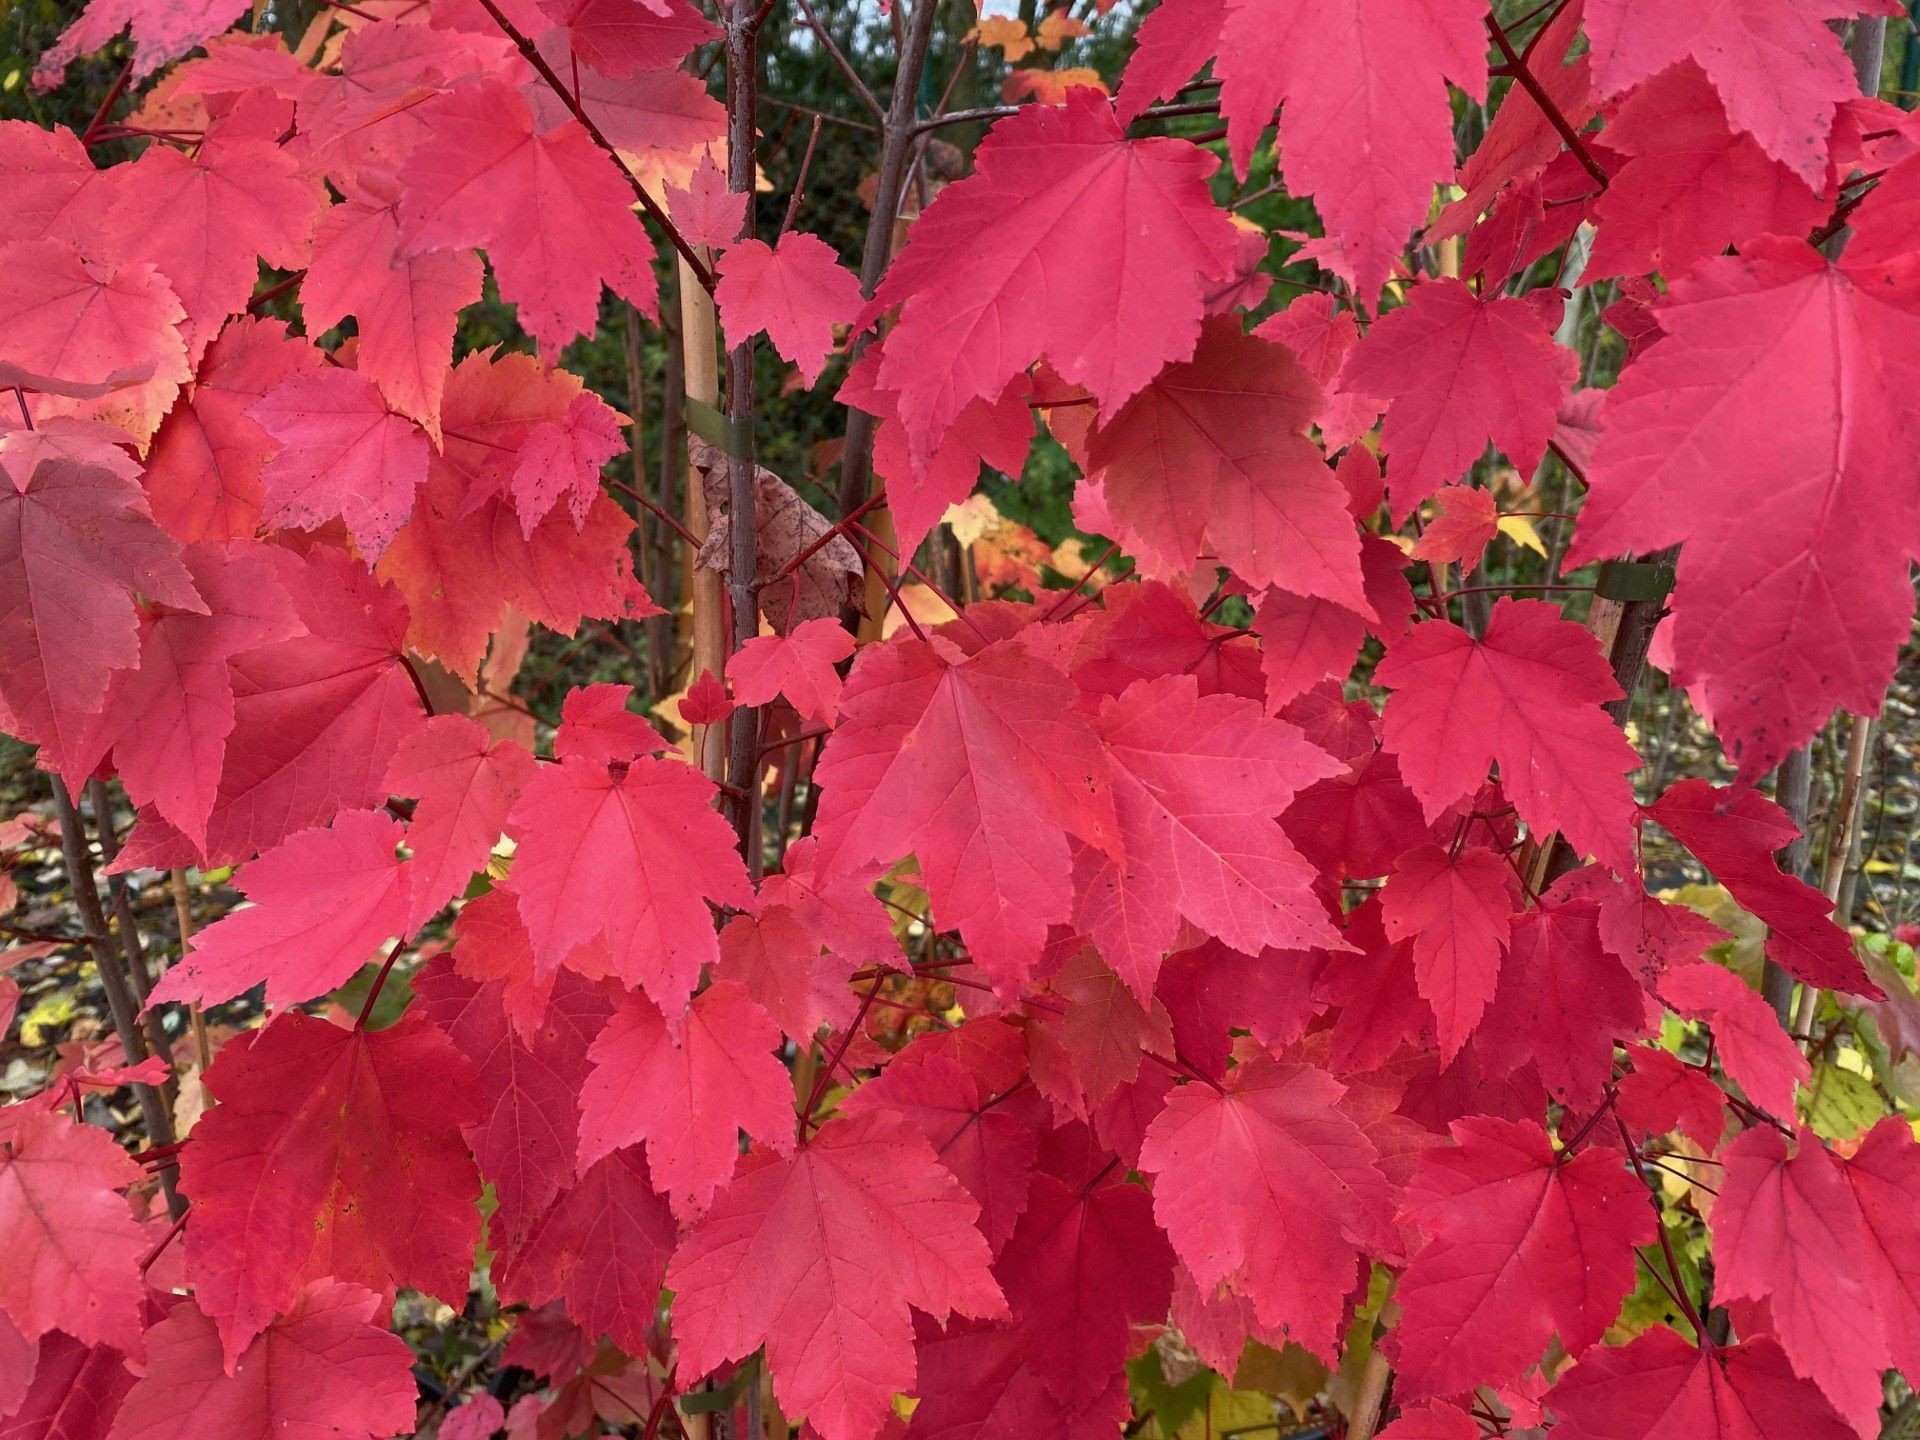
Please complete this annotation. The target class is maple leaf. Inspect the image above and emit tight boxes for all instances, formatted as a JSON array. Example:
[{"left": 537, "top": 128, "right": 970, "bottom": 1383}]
[
  {"left": 248, "top": 367, "right": 429, "bottom": 559},
  {"left": 536, "top": 0, "right": 717, "bottom": 78},
  {"left": 0, "top": 121, "right": 124, "bottom": 252},
  {"left": 101, "top": 1283, "right": 417, "bottom": 1440},
  {"left": 1390, "top": 1116, "right": 1654, "bottom": 1398},
  {"left": 1476, "top": 895, "right": 1650, "bottom": 1106},
  {"left": 1030, "top": 947, "right": 1177, "bottom": 1116},
  {"left": 1377, "top": 600, "right": 1639, "bottom": 874},
  {"left": 868, "top": 88, "right": 1241, "bottom": 467},
  {"left": 1210, "top": 0, "right": 1487, "bottom": 300},
  {"left": 665, "top": 1112, "right": 1006, "bottom": 1440},
  {"left": 715, "top": 233, "right": 864, "bottom": 386},
  {"left": 36, "top": 0, "right": 250, "bottom": 84},
  {"left": 1644, "top": 780, "right": 1871, "bottom": 995},
  {"left": 1, "top": 1331, "right": 136, "bottom": 1440},
  {"left": 438, "top": 1395, "right": 506, "bottom": 1440},
  {"left": 1073, "top": 674, "right": 1343, "bottom": 999},
  {"left": 1544, "top": 1328, "right": 1855, "bottom": 1440},
  {"left": 1341, "top": 280, "right": 1576, "bottom": 519},
  {"left": 115, "top": 546, "right": 427, "bottom": 869},
  {"left": 840, "top": 1023, "right": 1042, "bottom": 1254},
  {"left": 99, "top": 130, "right": 319, "bottom": 364},
  {"left": 2, "top": 453, "right": 208, "bottom": 787},
  {"left": 301, "top": 178, "right": 483, "bottom": 441},
  {"left": 493, "top": 1146, "right": 677, "bottom": 1357},
  {"left": 1708, "top": 1124, "right": 1889, "bottom": 1431},
  {"left": 0, "top": 240, "right": 189, "bottom": 447},
  {"left": 384, "top": 714, "right": 537, "bottom": 930},
  {"left": 1585, "top": 62, "right": 1828, "bottom": 282},
  {"left": 1251, "top": 293, "right": 1383, "bottom": 451},
  {"left": 729, "top": 618, "right": 856, "bottom": 727},
  {"left": 1567, "top": 240, "right": 1920, "bottom": 778},
  {"left": 577, "top": 981, "right": 794, "bottom": 1219},
  {"left": 179, "top": 1010, "right": 481, "bottom": 1363},
  {"left": 510, "top": 391, "right": 627, "bottom": 534},
  {"left": 397, "top": 80, "right": 657, "bottom": 356},
  {"left": 1658, "top": 963, "right": 1808, "bottom": 1119},
  {"left": 994, "top": 1164, "right": 1175, "bottom": 1406},
  {"left": 413, "top": 956, "right": 611, "bottom": 1245},
  {"left": 689, "top": 439, "right": 863, "bottom": 634},
  {"left": 1138, "top": 1057, "right": 1397, "bottom": 1360},
  {"left": 141, "top": 317, "right": 321, "bottom": 543},
  {"left": 812, "top": 631, "right": 1117, "bottom": 992},
  {"left": 1838, "top": 1118, "right": 1920, "bottom": 1385},
  {"left": 505, "top": 753, "right": 753, "bottom": 1016},
  {"left": 69, "top": 541, "right": 296, "bottom": 849},
  {"left": 1583, "top": 0, "right": 1886, "bottom": 187},
  {"left": 904, "top": 1314, "right": 1131, "bottom": 1440},
  {"left": 553, "top": 682, "right": 670, "bottom": 767},
  {"left": 150, "top": 809, "right": 409, "bottom": 1010},
  {"left": 1616, "top": 1045, "right": 1727, "bottom": 1151},
  {"left": 664, "top": 153, "right": 747, "bottom": 250},
  {"left": 1086, "top": 316, "right": 1368, "bottom": 607},
  {"left": 1409, "top": 485, "right": 1499, "bottom": 573},
  {"left": 1380, "top": 844, "right": 1519, "bottom": 1062},
  {"left": 715, "top": 837, "right": 902, "bottom": 1043},
  {"left": 0, "top": 1112, "right": 147, "bottom": 1356}
]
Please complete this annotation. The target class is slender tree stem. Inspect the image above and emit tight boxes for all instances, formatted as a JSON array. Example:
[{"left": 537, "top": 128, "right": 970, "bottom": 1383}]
[
  {"left": 1487, "top": 16, "right": 1608, "bottom": 189},
  {"left": 48, "top": 777, "right": 183, "bottom": 1219}
]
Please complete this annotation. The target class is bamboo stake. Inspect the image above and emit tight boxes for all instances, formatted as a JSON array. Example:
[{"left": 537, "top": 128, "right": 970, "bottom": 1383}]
[
  {"left": 680, "top": 253, "right": 729, "bottom": 785},
  {"left": 1793, "top": 715, "right": 1876, "bottom": 1043}
]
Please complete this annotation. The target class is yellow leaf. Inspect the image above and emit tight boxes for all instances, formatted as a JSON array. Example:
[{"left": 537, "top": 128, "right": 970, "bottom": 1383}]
[
  {"left": 1497, "top": 513, "right": 1548, "bottom": 557},
  {"left": 967, "top": 15, "right": 1034, "bottom": 60},
  {"left": 942, "top": 494, "right": 1001, "bottom": 549},
  {"left": 1804, "top": 1060, "right": 1884, "bottom": 1142},
  {"left": 1035, "top": 11, "right": 1090, "bottom": 48},
  {"left": 21, "top": 992, "right": 75, "bottom": 1048}
]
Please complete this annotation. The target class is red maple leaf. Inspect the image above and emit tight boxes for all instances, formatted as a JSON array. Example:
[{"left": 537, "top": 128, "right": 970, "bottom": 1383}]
[
  {"left": 715, "top": 233, "right": 863, "bottom": 386},
  {"left": 1658, "top": 963, "right": 1809, "bottom": 1119},
  {"left": 103, "top": 1283, "right": 418, "bottom": 1440},
  {"left": 1211, "top": 0, "right": 1486, "bottom": 299},
  {"left": 665, "top": 1112, "right": 1006, "bottom": 1440},
  {"left": 1409, "top": 485, "right": 1499, "bottom": 573},
  {"left": 1390, "top": 1116, "right": 1654, "bottom": 1398},
  {"left": 1138, "top": 1057, "right": 1397, "bottom": 1360},
  {"left": 397, "top": 80, "right": 657, "bottom": 356},
  {"left": 1380, "top": 843, "right": 1519, "bottom": 1061},
  {"left": 249, "top": 366, "right": 429, "bottom": 559},
  {"left": 1073, "top": 674, "right": 1343, "bottom": 999},
  {"left": 510, "top": 390, "right": 627, "bottom": 534},
  {"left": 728, "top": 617, "right": 856, "bottom": 727},
  {"left": 301, "top": 175, "right": 483, "bottom": 440},
  {"left": 179, "top": 1011, "right": 480, "bottom": 1363},
  {"left": 1568, "top": 240, "right": 1920, "bottom": 778},
  {"left": 0, "top": 240, "right": 189, "bottom": 446},
  {"left": 1585, "top": 62, "right": 1829, "bottom": 281},
  {"left": 1377, "top": 600, "right": 1639, "bottom": 874},
  {"left": 505, "top": 753, "right": 753, "bottom": 1016},
  {"left": 0, "top": 457, "right": 203, "bottom": 778},
  {"left": 1583, "top": 0, "right": 1883, "bottom": 187},
  {"left": 98, "top": 126, "right": 319, "bottom": 364},
  {"left": 1342, "top": 280, "right": 1576, "bottom": 520},
  {"left": 1086, "top": 316, "right": 1368, "bottom": 607},
  {"left": 2, "top": 1330, "right": 135, "bottom": 1440},
  {"left": 37, "top": 0, "right": 250, "bottom": 83},
  {"left": 868, "top": 89, "right": 1241, "bottom": 467},
  {"left": 0, "top": 1112, "right": 147, "bottom": 1357},
  {"left": 413, "top": 956, "right": 612, "bottom": 1248},
  {"left": 994, "top": 1160, "right": 1174, "bottom": 1406},
  {"left": 663, "top": 152, "right": 746, "bottom": 249},
  {"left": 142, "top": 317, "right": 321, "bottom": 543},
  {"left": 1644, "top": 779, "right": 1872, "bottom": 995},
  {"left": 384, "top": 714, "right": 537, "bottom": 930},
  {"left": 493, "top": 1146, "right": 677, "bottom": 1358},
  {"left": 812, "top": 631, "right": 1117, "bottom": 992},
  {"left": 150, "top": 808, "right": 410, "bottom": 1010},
  {"left": 1709, "top": 1124, "right": 1890, "bottom": 1432},
  {"left": 577, "top": 980, "right": 794, "bottom": 1219},
  {"left": 1545, "top": 1328, "right": 1854, "bottom": 1440}
]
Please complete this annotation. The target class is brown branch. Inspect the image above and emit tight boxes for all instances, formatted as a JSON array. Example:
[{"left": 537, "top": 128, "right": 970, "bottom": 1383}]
[{"left": 1487, "top": 15, "right": 1609, "bottom": 190}]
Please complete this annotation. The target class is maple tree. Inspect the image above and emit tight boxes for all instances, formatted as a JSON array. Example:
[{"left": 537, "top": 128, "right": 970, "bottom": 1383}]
[{"left": 1, "top": 0, "right": 1918, "bottom": 1437}]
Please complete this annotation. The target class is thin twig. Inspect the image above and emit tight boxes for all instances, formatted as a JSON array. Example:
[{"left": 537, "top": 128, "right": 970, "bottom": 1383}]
[{"left": 1487, "top": 16, "right": 1608, "bottom": 190}]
